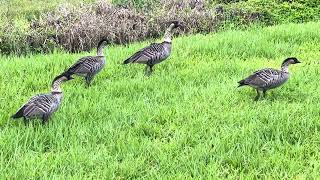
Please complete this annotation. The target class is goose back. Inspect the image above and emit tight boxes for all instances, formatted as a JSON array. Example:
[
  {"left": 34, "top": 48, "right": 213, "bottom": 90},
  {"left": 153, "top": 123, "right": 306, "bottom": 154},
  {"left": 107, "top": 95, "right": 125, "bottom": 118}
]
[
  {"left": 243, "top": 68, "right": 289, "bottom": 90},
  {"left": 67, "top": 56, "right": 105, "bottom": 77},
  {"left": 12, "top": 93, "right": 62, "bottom": 119},
  {"left": 124, "top": 42, "right": 172, "bottom": 65}
]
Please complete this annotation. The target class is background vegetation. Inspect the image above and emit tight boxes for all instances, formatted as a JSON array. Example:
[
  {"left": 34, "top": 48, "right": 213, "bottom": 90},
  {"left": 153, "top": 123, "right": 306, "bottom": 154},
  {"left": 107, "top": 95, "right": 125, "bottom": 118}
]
[
  {"left": 1, "top": 22, "right": 320, "bottom": 178},
  {"left": 0, "top": 0, "right": 319, "bottom": 55},
  {"left": 1, "top": 0, "right": 320, "bottom": 178}
]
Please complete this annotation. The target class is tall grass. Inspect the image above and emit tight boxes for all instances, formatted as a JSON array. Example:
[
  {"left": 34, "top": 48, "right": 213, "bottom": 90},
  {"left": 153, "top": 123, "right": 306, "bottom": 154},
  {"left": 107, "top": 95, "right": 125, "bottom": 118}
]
[{"left": 0, "top": 22, "right": 320, "bottom": 178}]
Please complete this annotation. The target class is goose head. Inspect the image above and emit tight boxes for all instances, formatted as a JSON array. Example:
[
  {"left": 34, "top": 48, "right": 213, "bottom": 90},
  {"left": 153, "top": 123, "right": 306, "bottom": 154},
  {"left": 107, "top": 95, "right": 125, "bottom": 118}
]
[
  {"left": 168, "top": 20, "right": 183, "bottom": 30},
  {"left": 51, "top": 73, "right": 74, "bottom": 93},
  {"left": 282, "top": 57, "right": 301, "bottom": 66}
]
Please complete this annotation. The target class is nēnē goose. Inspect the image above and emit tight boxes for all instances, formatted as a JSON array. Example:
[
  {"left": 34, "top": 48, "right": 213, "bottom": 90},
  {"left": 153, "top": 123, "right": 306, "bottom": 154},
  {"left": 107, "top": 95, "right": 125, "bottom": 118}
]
[
  {"left": 238, "top": 57, "right": 301, "bottom": 100},
  {"left": 64, "top": 39, "right": 107, "bottom": 86},
  {"left": 123, "top": 21, "right": 182, "bottom": 76},
  {"left": 11, "top": 73, "right": 73, "bottom": 125}
]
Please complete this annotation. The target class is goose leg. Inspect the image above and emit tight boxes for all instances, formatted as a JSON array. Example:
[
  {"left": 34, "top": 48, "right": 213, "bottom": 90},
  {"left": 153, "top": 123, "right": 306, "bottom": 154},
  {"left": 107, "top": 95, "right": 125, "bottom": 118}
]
[
  {"left": 145, "top": 65, "right": 153, "bottom": 76},
  {"left": 42, "top": 114, "right": 50, "bottom": 125},
  {"left": 149, "top": 65, "right": 154, "bottom": 75},
  {"left": 263, "top": 90, "right": 267, "bottom": 97},
  {"left": 85, "top": 74, "right": 94, "bottom": 87},
  {"left": 23, "top": 117, "right": 29, "bottom": 126},
  {"left": 254, "top": 90, "right": 261, "bottom": 101}
]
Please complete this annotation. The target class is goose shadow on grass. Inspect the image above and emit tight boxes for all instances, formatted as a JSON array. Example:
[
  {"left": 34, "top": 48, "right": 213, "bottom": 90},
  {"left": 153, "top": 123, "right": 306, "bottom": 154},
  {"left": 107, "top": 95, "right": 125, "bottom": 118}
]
[
  {"left": 259, "top": 91, "right": 310, "bottom": 103},
  {"left": 237, "top": 87, "right": 310, "bottom": 103}
]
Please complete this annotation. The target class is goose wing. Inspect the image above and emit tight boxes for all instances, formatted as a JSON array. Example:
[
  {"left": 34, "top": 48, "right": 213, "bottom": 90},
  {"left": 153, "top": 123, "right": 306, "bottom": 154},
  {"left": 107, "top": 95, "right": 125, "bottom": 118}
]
[
  {"left": 17, "top": 94, "right": 55, "bottom": 118},
  {"left": 244, "top": 68, "right": 282, "bottom": 88},
  {"left": 67, "top": 56, "right": 103, "bottom": 74},
  {"left": 124, "top": 43, "right": 165, "bottom": 64}
]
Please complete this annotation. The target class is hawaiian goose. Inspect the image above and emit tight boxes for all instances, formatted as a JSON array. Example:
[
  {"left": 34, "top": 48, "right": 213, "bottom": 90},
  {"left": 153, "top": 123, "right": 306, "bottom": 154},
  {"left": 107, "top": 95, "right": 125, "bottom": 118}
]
[
  {"left": 123, "top": 21, "right": 182, "bottom": 76},
  {"left": 64, "top": 39, "right": 107, "bottom": 86},
  {"left": 238, "top": 57, "right": 301, "bottom": 100},
  {"left": 11, "top": 73, "right": 73, "bottom": 124}
]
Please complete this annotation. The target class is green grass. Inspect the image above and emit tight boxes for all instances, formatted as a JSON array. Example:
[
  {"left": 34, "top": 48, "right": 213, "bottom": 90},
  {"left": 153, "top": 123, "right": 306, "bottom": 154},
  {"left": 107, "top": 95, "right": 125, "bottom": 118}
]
[
  {"left": 1, "top": 22, "right": 320, "bottom": 178},
  {"left": 0, "top": 0, "right": 95, "bottom": 20}
]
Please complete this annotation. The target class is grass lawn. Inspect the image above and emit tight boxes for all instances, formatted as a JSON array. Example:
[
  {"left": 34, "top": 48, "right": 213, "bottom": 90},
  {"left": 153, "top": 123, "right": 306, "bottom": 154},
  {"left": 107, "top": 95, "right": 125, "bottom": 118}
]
[{"left": 0, "top": 22, "right": 320, "bottom": 178}]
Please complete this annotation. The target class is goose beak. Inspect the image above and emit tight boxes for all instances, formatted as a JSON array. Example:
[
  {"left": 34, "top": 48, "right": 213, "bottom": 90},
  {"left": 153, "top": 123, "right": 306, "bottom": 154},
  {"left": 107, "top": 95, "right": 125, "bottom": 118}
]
[{"left": 296, "top": 60, "right": 301, "bottom": 64}]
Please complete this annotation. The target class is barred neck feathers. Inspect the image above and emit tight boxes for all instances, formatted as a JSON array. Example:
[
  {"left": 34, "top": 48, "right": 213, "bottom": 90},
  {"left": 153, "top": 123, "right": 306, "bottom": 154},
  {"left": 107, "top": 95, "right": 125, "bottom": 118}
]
[
  {"left": 51, "top": 75, "right": 67, "bottom": 93},
  {"left": 163, "top": 24, "right": 175, "bottom": 43},
  {"left": 97, "top": 40, "right": 107, "bottom": 56},
  {"left": 51, "top": 78, "right": 63, "bottom": 93},
  {"left": 281, "top": 61, "right": 291, "bottom": 73}
]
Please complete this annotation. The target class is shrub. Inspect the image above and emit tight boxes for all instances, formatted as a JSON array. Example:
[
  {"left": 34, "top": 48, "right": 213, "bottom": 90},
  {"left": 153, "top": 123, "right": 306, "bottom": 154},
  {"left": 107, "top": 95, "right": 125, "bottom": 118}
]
[
  {"left": 0, "top": 0, "right": 319, "bottom": 55},
  {"left": 112, "top": 0, "right": 160, "bottom": 10},
  {"left": 32, "top": 2, "right": 149, "bottom": 52},
  {"left": 1, "top": 1, "right": 265, "bottom": 55}
]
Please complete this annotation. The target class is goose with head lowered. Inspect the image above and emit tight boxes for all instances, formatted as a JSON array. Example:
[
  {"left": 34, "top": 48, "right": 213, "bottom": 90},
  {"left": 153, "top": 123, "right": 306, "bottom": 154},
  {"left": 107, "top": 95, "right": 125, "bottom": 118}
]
[{"left": 11, "top": 73, "right": 73, "bottom": 125}]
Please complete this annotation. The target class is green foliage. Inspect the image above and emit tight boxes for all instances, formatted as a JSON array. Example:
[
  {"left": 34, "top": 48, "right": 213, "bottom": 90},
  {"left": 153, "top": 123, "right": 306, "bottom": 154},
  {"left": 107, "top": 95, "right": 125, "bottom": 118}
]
[
  {"left": 1, "top": 22, "right": 320, "bottom": 178},
  {"left": 216, "top": 0, "right": 247, "bottom": 3},
  {"left": 0, "top": 0, "right": 95, "bottom": 20},
  {"left": 112, "top": 0, "right": 160, "bottom": 10},
  {"left": 0, "top": 19, "right": 30, "bottom": 55},
  {"left": 232, "top": 0, "right": 320, "bottom": 23}
]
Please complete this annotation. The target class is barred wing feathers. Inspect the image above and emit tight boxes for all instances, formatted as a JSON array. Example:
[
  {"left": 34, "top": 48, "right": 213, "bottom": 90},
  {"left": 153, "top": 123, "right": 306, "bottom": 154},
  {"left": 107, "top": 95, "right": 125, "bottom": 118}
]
[
  {"left": 123, "top": 43, "right": 167, "bottom": 64},
  {"left": 243, "top": 68, "right": 283, "bottom": 88},
  {"left": 67, "top": 56, "right": 105, "bottom": 75},
  {"left": 12, "top": 94, "right": 57, "bottom": 119}
]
